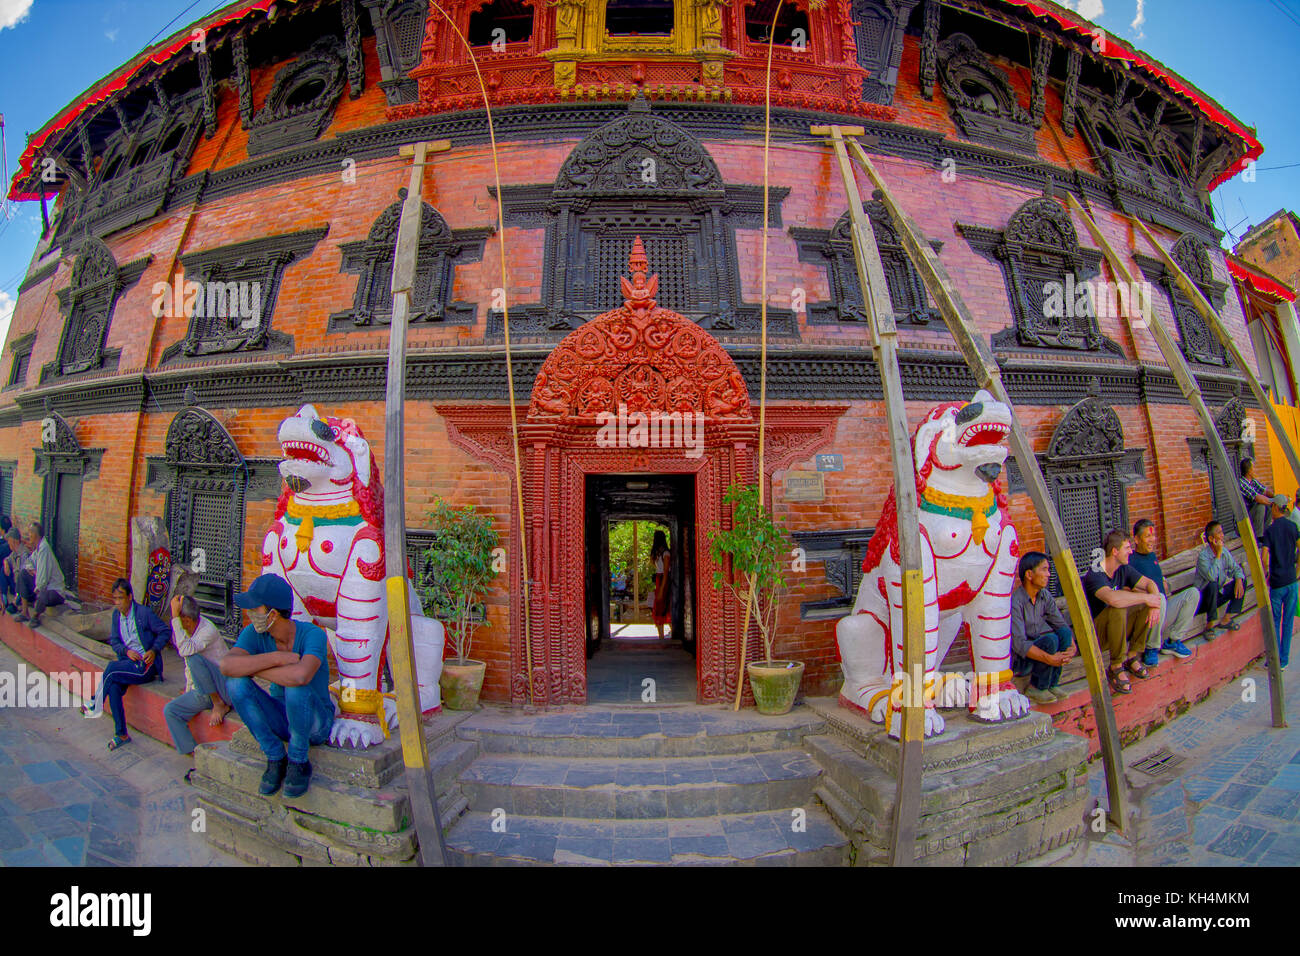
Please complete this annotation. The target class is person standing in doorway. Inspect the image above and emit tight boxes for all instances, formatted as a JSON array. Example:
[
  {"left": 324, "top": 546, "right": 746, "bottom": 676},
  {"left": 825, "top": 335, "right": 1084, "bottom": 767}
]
[{"left": 651, "top": 529, "right": 672, "bottom": 640}]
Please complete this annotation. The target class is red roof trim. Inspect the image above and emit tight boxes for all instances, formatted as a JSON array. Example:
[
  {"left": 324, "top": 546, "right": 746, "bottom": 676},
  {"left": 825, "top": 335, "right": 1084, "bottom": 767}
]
[
  {"left": 7, "top": 0, "right": 295, "bottom": 201},
  {"left": 997, "top": 0, "right": 1262, "bottom": 189},
  {"left": 1228, "top": 257, "right": 1296, "bottom": 303}
]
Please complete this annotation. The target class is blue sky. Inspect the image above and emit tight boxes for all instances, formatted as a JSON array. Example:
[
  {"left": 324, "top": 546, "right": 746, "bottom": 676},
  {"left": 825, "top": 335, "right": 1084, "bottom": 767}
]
[{"left": 0, "top": 0, "right": 1296, "bottom": 345}]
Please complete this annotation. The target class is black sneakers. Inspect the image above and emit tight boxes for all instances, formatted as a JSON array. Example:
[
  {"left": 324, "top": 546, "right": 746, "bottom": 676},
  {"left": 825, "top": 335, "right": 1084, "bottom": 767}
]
[
  {"left": 284, "top": 760, "right": 313, "bottom": 798},
  {"left": 259, "top": 758, "right": 288, "bottom": 795}
]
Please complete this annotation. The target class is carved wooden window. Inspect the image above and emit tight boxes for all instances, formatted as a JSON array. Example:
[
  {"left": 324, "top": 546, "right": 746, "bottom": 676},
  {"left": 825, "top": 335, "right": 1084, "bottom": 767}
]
[
  {"left": 790, "top": 528, "right": 875, "bottom": 619},
  {"left": 330, "top": 195, "right": 490, "bottom": 331},
  {"left": 851, "top": 0, "right": 918, "bottom": 105},
  {"left": 0, "top": 462, "right": 13, "bottom": 518},
  {"left": 744, "top": 0, "right": 808, "bottom": 45},
  {"left": 6, "top": 335, "right": 33, "bottom": 390},
  {"left": 959, "top": 195, "right": 1119, "bottom": 355},
  {"left": 363, "top": 0, "right": 429, "bottom": 106},
  {"left": 606, "top": 0, "right": 674, "bottom": 36},
  {"left": 246, "top": 37, "right": 348, "bottom": 156},
  {"left": 1189, "top": 396, "right": 1250, "bottom": 534},
  {"left": 1135, "top": 234, "right": 1228, "bottom": 367},
  {"left": 161, "top": 228, "right": 328, "bottom": 362},
  {"left": 936, "top": 33, "right": 1036, "bottom": 155},
  {"left": 161, "top": 409, "right": 249, "bottom": 639},
  {"left": 49, "top": 238, "right": 150, "bottom": 382},
  {"left": 468, "top": 0, "right": 534, "bottom": 44},
  {"left": 792, "top": 196, "right": 939, "bottom": 325}
]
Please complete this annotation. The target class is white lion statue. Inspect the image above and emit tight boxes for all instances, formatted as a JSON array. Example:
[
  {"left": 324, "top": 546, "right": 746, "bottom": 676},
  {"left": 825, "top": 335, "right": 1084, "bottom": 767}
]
[
  {"left": 264, "top": 405, "right": 445, "bottom": 748},
  {"left": 836, "top": 390, "right": 1031, "bottom": 738}
]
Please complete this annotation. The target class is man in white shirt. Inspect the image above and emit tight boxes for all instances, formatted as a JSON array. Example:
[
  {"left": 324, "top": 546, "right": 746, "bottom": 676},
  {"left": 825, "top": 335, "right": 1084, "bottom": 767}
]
[
  {"left": 16, "top": 521, "right": 67, "bottom": 627},
  {"left": 163, "top": 594, "right": 233, "bottom": 762}
]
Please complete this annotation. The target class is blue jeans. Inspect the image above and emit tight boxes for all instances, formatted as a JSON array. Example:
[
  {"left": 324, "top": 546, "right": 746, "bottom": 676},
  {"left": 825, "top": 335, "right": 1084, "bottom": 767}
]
[
  {"left": 227, "top": 676, "right": 332, "bottom": 763},
  {"left": 1012, "top": 627, "right": 1073, "bottom": 690},
  {"left": 102, "top": 657, "right": 161, "bottom": 737},
  {"left": 1269, "top": 581, "right": 1297, "bottom": 668}
]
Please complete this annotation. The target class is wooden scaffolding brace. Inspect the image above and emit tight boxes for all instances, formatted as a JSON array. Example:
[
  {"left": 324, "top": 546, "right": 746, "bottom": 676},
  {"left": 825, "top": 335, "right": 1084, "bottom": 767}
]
[{"left": 815, "top": 126, "right": 1132, "bottom": 861}]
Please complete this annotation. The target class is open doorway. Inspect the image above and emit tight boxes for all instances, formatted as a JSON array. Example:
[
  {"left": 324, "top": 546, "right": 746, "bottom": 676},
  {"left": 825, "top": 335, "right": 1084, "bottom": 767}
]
[{"left": 585, "top": 474, "right": 696, "bottom": 703}]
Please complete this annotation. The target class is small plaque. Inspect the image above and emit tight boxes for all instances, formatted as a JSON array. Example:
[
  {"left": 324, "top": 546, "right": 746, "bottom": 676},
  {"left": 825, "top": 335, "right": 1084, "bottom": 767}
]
[
  {"left": 815, "top": 453, "right": 844, "bottom": 472},
  {"left": 783, "top": 471, "right": 825, "bottom": 502}
]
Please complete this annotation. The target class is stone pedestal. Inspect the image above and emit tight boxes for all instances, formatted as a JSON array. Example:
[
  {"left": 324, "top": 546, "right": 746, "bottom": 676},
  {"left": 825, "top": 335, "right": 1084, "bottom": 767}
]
[
  {"left": 802, "top": 697, "right": 1090, "bottom": 866},
  {"left": 192, "top": 710, "right": 475, "bottom": 866}
]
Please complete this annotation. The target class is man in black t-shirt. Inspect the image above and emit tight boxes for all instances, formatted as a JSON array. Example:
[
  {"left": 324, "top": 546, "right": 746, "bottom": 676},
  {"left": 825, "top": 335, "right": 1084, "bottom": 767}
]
[
  {"left": 1081, "top": 529, "right": 1161, "bottom": 695},
  {"left": 1260, "top": 494, "right": 1299, "bottom": 669}
]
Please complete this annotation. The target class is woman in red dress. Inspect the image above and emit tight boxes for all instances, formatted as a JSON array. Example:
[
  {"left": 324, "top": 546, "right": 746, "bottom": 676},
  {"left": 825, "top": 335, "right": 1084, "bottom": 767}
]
[{"left": 651, "top": 530, "right": 672, "bottom": 639}]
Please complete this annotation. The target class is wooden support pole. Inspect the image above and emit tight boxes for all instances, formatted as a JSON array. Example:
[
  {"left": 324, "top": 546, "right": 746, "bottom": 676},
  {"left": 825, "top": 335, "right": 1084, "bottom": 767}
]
[
  {"left": 385, "top": 139, "right": 453, "bottom": 866},
  {"left": 1113, "top": 209, "right": 1286, "bottom": 728},
  {"left": 843, "top": 142, "right": 1131, "bottom": 831},
  {"left": 813, "top": 124, "right": 925, "bottom": 864}
]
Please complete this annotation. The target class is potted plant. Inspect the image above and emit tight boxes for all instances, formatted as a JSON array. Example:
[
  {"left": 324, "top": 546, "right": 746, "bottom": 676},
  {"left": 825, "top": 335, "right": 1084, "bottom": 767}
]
[
  {"left": 419, "top": 500, "right": 500, "bottom": 710},
  {"left": 708, "top": 483, "right": 802, "bottom": 715}
]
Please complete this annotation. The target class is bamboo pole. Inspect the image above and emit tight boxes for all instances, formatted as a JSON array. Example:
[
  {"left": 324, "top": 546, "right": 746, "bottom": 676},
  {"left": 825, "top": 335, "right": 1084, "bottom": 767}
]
[
  {"left": 844, "top": 143, "right": 1131, "bottom": 831},
  {"left": 813, "top": 124, "right": 927, "bottom": 865},
  {"left": 1108, "top": 208, "right": 1286, "bottom": 728},
  {"left": 385, "top": 139, "right": 451, "bottom": 867}
]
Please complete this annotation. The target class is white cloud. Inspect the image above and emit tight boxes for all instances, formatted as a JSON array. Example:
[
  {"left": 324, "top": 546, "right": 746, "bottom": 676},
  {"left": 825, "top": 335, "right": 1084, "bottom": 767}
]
[
  {"left": 1077, "top": 0, "right": 1106, "bottom": 21},
  {"left": 105, "top": 27, "right": 118, "bottom": 42},
  {"left": 0, "top": 291, "right": 15, "bottom": 349},
  {"left": 1131, "top": 0, "right": 1146, "bottom": 38},
  {"left": 0, "top": 0, "right": 33, "bottom": 31}
]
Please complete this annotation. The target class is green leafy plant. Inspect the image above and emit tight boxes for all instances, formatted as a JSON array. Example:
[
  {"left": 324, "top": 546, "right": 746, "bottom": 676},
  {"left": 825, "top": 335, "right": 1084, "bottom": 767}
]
[
  {"left": 708, "top": 483, "right": 790, "bottom": 664},
  {"left": 418, "top": 500, "right": 500, "bottom": 663}
]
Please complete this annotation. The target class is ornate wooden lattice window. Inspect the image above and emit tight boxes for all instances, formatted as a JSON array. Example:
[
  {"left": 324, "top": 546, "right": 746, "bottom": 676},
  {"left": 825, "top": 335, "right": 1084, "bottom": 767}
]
[
  {"left": 329, "top": 193, "right": 491, "bottom": 331},
  {"left": 468, "top": 0, "right": 535, "bottom": 44},
  {"left": 0, "top": 461, "right": 14, "bottom": 518},
  {"left": 492, "top": 99, "right": 795, "bottom": 336},
  {"left": 790, "top": 528, "right": 875, "bottom": 619},
  {"left": 33, "top": 412, "right": 104, "bottom": 588},
  {"left": 1188, "top": 395, "right": 1251, "bottom": 533},
  {"left": 5, "top": 334, "right": 34, "bottom": 390},
  {"left": 160, "top": 228, "right": 328, "bottom": 363},
  {"left": 936, "top": 32, "right": 1036, "bottom": 155},
  {"left": 744, "top": 0, "right": 809, "bottom": 44},
  {"left": 959, "top": 195, "right": 1119, "bottom": 355},
  {"left": 246, "top": 37, "right": 348, "bottom": 155},
  {"left": 850, "top": 0, "right": 919, "bottom": 105},
  {"left": 364, "top": 0, "right": 430, "bottom": 105},
  {"left": 1134, "top": 234, "right": 1229, "bottom": 367},
  {"left": 48, "top": 238, "right": 151, "bottom": 382},
  {"left": 605, "top": 0, "right": 675, "bottom": 39},
  {"left": 791, "top": 194, "right": 940, "bottom": 325}
]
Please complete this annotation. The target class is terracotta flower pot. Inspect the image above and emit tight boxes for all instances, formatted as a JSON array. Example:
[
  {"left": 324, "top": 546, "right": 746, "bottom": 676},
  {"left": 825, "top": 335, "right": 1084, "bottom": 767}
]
[
  {"left": 747, "top": 660, "right": 805, "bottom": 715},
  {"left": 440, "top": 659, "right": 487, "bottom": 710}
]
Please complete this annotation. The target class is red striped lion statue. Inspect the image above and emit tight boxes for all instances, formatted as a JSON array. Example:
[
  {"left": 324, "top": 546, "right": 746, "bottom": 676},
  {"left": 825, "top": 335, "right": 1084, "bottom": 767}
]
[
  {"left": 836, "top": 390, "right": 1031, "bottom": 738},
  {"left": 265, "top": 405, "right": 445, "bottom": 748}
]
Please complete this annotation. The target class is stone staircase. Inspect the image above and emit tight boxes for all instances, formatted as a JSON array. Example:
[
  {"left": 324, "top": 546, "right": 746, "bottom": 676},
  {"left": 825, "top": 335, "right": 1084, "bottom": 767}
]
[{"left": 444, "top": 705, "right": 848, "bottom": 865}]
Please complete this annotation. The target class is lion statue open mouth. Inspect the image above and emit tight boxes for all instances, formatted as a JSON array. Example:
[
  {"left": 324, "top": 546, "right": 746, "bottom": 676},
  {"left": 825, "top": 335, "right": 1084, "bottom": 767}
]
[
  {"left": 836, "top": 390, "right": 1031, "bottom": 739},
  {"left": 264, "top": 405, "right": 445, "bottom": 748}
]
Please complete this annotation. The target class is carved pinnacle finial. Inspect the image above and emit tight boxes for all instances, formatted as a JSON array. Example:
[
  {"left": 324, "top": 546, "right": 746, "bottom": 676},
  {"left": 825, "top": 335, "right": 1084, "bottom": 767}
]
[
  {"left": 183, "top": 384, "right": 198, "bottom": 407},
  {"left": 620, "top": 235, "right": 659, "bottom": 314},
  {"left": 1087, "top": 376, "right": 1100, "bottom": 398}
]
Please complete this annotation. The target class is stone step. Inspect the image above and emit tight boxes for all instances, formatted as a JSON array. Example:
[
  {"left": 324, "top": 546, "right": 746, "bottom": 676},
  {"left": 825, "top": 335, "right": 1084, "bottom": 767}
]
[
  {"left": 458, "top": 749, "right": 823, "bottom": 819},
  {"left": 445, "top": 808, "right": 849, "bottom": 866},
  {"left": 32, "top": 616, "right": 115, "bottom": 666},
  {"left": 456, "top": 704, "right": 826, "bottom": 758}
]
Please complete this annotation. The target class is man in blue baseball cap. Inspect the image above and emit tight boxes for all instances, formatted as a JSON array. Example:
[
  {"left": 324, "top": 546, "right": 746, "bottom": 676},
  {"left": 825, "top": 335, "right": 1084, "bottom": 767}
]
[{"left": 220, "top": 573, "right": 334, "bottom": 797}]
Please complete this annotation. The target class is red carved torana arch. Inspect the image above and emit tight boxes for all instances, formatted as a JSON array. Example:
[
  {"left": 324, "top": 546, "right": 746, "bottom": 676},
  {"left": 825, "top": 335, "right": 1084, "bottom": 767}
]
[{"left": 439, "top": 238, "right": 844, "bottom": 704}]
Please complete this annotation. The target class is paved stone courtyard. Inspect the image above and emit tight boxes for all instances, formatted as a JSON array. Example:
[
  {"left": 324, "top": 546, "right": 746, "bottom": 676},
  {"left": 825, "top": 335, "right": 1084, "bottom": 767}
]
[{"left": 0, "top": 636, "right": 1297, "bottom": 867}]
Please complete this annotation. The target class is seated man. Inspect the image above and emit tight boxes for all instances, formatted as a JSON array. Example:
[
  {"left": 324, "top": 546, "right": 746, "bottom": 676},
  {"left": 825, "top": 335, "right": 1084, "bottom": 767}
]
[
  {"left": 162, "top": 594, "right": 233, "bottom": 769},
  {"left": 1010, "top": 551, "right": 1076, "bottom": 705},
  {"left": 16, "top": 521, "right": 68, "bottom": 627},
  {"left": 220, "top": 574, "right": 333, "bottom": 798},
  {"left": 1081, "top": 530, "right": 1161, "bottom": 696},
  {"left": 1128, "top": 518, "right": 1196, "bottom": 667},
  {"left": 1195, "top": 520, "right": 1246, "bottom": 638},
  {"left": 3, "top": 526, "right": 28, "bottom": 614},
  {"left": 1260, "top": 495, "right": 1298, "bottom": 670},
  {"left": 1240, "top": 458, "right": 1274, "bottom": 540},
  {"left": 83, "top": 578, "right": 170, "bottom": 751}
]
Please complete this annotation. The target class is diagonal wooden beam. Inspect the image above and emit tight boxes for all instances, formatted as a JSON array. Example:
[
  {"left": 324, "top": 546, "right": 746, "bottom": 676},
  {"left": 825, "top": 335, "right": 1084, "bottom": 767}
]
[{"left": 843, "top": 141, "right": 1131, "bottom": 832}]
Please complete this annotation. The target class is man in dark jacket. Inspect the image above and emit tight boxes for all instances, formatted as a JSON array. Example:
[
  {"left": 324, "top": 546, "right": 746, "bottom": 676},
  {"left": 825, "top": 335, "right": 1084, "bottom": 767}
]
[{"left": 84, "top": 578, "right": 170, "bottom": 750}]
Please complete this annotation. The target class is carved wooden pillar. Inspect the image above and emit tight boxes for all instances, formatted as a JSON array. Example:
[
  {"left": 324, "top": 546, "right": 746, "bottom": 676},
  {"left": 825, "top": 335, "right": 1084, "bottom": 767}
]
[
  {"left": 198, "top": 49, "right": 216, "bottom": 138},
  {"left": 342, "top": 0, "right": 365, "bottom": 98},
  {"left": 1061, "top": 46, "right": 1081, "bottom": 137},
  {"left": 696, "top": 0, "right": 728, "bottom": 85},
  {"left": 549, "top": 0, "right": 584, "bottom": 88},
  {"left": 1030, "top": 32, "right": 1052, "bottom": 126},
  {"left": 77, "top": 122, "right": 94, "bottom": 180},
  {"left": 919, "top": 0, "right": 939, "bottom": 101},
  {"left": 233, "top": 32, "right": 253, "bottom": 129}
]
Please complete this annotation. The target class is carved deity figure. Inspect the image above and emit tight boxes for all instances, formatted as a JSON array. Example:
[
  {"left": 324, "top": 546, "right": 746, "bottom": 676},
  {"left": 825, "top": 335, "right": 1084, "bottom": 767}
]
[
  {"left": 836, "top": 391, "right": 1031, "bottom": 738},
  {"left": 264, "top": 405, "right": 445, "bottom": 747}
]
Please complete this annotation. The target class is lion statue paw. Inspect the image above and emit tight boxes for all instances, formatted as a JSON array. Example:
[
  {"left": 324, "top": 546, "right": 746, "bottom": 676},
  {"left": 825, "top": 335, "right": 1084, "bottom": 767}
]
[
  {"left": 330, "top": 717, "right": 386, "bottom": 748},
  {"left": 971, "top": 688, "right": 1032, "bottom": 723}
]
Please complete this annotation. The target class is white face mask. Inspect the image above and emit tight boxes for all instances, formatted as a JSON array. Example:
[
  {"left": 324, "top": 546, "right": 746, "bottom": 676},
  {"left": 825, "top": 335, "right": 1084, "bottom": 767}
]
[{"left": 249, "top": 608, "right": 276, "bottom": 633}]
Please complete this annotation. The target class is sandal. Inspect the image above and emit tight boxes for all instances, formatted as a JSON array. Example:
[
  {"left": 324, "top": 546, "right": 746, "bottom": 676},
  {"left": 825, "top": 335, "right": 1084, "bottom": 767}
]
[
  {"left": 1223, "top": 618, "right": 1242, "bottom": 631},
  {"left": 1107, "top": 667, "right": 1132, "bottom": 695},
  {"left": 107, "top": 734, "right": 130, "bottom": 751},
  {"left": 184, "top": 768, "right": 197, "bottom": 786},
  {"left": 1124, "top": 658, "right": 1150, "bottom": 679}
]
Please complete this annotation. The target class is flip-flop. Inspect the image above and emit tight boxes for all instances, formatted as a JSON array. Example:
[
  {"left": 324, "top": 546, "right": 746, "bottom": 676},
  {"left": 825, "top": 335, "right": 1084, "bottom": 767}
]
[
  {"left": 184, "top": 768, "right": 197, "bottom": 785},
  {"left": 1223, "top": 619, "right": 1242, "bottom": 631},
  {"left": 107, "top": 735, "right": 130, "bottom": 751}
]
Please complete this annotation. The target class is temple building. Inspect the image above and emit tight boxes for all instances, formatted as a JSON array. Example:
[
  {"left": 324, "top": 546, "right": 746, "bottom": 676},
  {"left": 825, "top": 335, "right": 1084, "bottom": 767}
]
[{"left": 1, "top": 0, "right": 1292, "bottom": 720}]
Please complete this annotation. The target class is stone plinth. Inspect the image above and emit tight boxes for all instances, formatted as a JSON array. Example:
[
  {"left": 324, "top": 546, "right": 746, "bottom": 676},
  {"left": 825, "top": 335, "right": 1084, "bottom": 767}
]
[
  {"left": 802, "top": 697, "right": 1090, "bottom": 866},
  {"left": 192, "top": 709, "right": 476, "bottom": 866}
]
